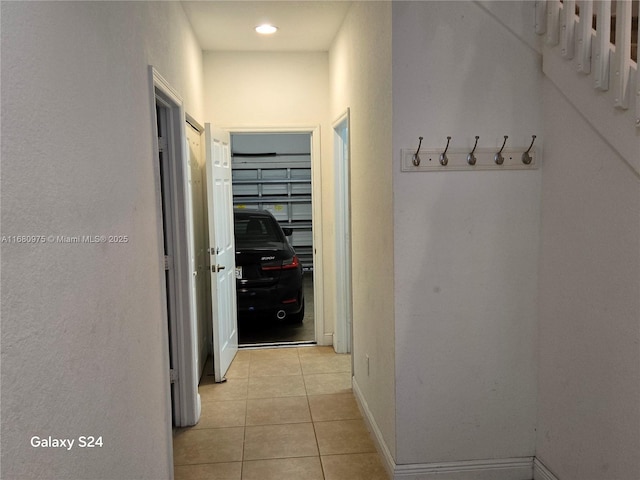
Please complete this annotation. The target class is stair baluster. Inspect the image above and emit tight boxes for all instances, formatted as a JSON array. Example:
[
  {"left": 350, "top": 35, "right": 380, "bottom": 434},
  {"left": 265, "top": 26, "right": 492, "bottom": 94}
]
[
  {"left": 594, "top": 0, "right": 612, "bottom": 90},
  {"left": 577, "top": 0, "right": 593, "bottom": 74},
  {"left": 613, "top": 0, "right": 633, "bottom": 109}
]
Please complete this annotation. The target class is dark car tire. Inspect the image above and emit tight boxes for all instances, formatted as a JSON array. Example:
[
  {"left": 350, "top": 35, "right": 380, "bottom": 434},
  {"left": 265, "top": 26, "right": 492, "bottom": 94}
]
[{"left": 288, "top": 299, "right": 305, "bottom": 323}]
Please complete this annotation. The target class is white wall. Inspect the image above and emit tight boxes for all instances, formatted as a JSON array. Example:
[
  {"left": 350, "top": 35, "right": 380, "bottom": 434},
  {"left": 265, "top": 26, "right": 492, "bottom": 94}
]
[
  {"left": 1, "top": 2, "right": 203, "bottom": 478},
  {"left": 475, "top": 0, "right": 542, "bottom": 53},
  {"left": 203, "top": 52, "right": 329, "bottom": 128},
  {"left": 536, "top": 78, "right": 640, "bottom": 480},
  {"left": 330, "top": 1, "right": 396, "bottom": 460},
  {"left": 202, "top": 51, "right": 333, "bottom": 340},
  {"left": 392, "top": 1, "right": 542, "bottom": 465}
]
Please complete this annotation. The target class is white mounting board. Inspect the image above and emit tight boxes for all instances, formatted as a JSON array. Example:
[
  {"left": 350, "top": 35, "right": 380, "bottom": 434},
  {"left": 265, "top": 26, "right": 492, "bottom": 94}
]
[{"left": 401, "top": 147, "right": 539, "bottom": 172}]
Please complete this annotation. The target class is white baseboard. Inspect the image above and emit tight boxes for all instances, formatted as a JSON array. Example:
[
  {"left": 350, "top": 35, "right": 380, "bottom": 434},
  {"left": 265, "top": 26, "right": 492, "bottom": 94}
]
[
  {"left": 533, "top": 458, "right": 559, "bottom": 480},
  {"left": 393, "top": 458, "right": 533, "bottom": 480},
  {"left": 319, "top": 332, "right": 333, "bottom": 346},
  {"left": 352, "top": 377, "right": 397, "bottom": 478},
  {"left": 353, "top": 377, "right": 534, "bottom": 480}
]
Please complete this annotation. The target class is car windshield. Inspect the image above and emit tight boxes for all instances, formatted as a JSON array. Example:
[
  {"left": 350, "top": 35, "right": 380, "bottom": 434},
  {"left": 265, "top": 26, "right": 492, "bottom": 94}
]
[{"left": 234, "top": 215, "right": 283, "bottom": 247}]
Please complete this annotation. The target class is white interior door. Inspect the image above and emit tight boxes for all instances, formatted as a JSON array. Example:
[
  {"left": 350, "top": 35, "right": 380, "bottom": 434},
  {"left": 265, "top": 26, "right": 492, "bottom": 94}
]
[
  {"left": 185, "top": 121, "right": 209, "bottom": 379},
  {"left": 205, "top": 124, "right": 238, "bottom": 382}
]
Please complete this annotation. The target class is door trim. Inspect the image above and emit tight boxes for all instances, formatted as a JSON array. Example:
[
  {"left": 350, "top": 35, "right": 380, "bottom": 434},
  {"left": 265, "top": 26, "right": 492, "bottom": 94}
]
[
  {"left": 332, "top": 109, "right": 352, "bottom": 354},
  {"left": 225, "top": 125, "right": 326, "bottom": 346},
  {"left": 149, "top": 66, "right": 200, "bottom": 427}
]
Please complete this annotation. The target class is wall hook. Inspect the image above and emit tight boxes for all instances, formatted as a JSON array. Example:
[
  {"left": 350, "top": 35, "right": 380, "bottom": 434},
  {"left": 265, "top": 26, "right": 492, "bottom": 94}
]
[
  {"left": 467, "top": 136, "right": 479, "bottom": 166},
  {"left": 412, "top": 136, "right": 423, "bottom": 166},
  {"left": 522, "top": 135, "right": 536, "bottom": 165},
  {"left": 439, "top": 136, "right": 451, "bottom": 166},
  {"left": 494, "top": 135, "right": 508, "bottom": 165}
]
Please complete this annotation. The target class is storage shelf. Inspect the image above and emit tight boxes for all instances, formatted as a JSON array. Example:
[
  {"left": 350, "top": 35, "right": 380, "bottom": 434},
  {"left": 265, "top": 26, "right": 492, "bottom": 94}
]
[
  {"left": 232, "top": 161, "right": 310, "bottom": 169},
  {"left": 281, "top": 222, "right": 312, "bottom": 230},
  {"left": 233, "top": 178, "right": 310, "bottom": 185},
  {"left": 233, "top": 195, "right": 312, "bottom": 204}
]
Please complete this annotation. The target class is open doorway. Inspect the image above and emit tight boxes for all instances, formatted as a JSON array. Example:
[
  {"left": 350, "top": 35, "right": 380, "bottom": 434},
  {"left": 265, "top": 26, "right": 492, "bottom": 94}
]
[
  {"left": 228, "top": 130, "right": 321, "bottom": 347},
  {"left": 150, "top": 67, "right": 201, "bottom": 427},
  {"left": 155, "top": 99, "right": 180, "bottom": 423}
]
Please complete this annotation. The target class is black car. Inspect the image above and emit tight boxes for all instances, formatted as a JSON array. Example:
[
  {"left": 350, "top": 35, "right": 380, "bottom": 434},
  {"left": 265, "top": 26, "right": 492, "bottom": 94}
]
[{"left": 233, "top": 209, "right": 305, "bottom": 322}]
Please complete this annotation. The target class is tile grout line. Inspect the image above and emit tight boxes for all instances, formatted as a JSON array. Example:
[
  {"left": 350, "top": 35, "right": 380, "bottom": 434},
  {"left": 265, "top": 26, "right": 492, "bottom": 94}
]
[
  {"left": 239, "top": 350, "right": 252, "bottom": 479},
  {"left": 301, "top": 348, "right": 328, "bottom": 480}
]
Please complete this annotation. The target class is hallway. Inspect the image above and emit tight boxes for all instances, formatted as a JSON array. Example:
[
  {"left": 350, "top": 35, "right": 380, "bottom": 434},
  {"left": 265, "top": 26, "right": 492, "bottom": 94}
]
[{"left": 173, "top": 346, "right": 389, "bottom": 480}]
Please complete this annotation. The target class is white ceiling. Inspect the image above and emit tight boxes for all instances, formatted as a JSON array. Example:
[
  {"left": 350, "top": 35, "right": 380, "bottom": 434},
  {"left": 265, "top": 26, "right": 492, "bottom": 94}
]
[{"left": 181, "top": 1, "right": 352, "bottom": 52}]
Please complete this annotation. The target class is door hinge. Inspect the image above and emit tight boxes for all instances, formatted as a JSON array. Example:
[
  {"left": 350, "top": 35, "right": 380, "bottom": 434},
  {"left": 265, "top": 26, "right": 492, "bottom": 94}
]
[
  {"left": 169, "top": 369, "right": 178, "bottom": 384},
  {"left": 164, "top": 255, "right": 172, "bottom": 271}
]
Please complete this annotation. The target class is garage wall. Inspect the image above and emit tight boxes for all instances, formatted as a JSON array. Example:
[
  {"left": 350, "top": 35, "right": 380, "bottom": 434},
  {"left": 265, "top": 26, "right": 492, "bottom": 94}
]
[
  {"left": 231, "top": 133, "right": 314, "bottom": 270},
  {"left": 202, "top": 51, "right": 333, "bottom": 341},
  {"left": 1, "top": 2, "right": 203, "bottom": 478},
  {"left": 330, "top": 1, "right": 396, "bottom": 459},
  {"left": 392, "top": 1, "right": 542, "bottom": 465}
]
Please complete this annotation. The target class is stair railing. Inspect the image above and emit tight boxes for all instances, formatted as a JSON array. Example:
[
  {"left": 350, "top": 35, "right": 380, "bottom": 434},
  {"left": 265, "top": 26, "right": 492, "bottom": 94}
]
[{"left": 535, "top": 0, "right": 639, "bottom": 129}]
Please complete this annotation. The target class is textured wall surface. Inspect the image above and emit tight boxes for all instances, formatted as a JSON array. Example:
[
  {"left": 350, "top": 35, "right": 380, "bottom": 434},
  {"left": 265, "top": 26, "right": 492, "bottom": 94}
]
[
  {"left": 330, "top": 1, "right": 396, "bottom": 459},
  {"left": 392, "top": 1, "right": 542, "bottom": 464},
  {"left": 1, "top": 2, "right": 203, "bottom": 478},
  {"left": 537, "top": 78, "right": 640, "bottom": 480}
]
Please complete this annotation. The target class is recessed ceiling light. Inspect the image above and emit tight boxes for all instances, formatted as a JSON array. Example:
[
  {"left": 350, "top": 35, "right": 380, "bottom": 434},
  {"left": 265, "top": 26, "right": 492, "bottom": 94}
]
[{"left": 255, "top": 24, "right": 278, "bottom": 35}]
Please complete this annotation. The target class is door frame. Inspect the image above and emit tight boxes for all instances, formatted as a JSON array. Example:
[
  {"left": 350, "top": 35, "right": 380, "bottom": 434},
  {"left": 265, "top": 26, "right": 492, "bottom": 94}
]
[
  {"left": 225, "top": 125, "right": 326, "bottom": 345},
  {"left": 149, "top": 66, "right": 200, "bottom": 427},
  {"left": 332, "top": 109, "right": 353, "bottom": 354}
]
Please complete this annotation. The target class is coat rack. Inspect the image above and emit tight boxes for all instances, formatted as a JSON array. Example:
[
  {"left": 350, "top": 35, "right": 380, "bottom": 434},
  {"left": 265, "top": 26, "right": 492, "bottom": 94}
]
[{"left": 403, "top": 135, "right": 539, "bottom": 172}]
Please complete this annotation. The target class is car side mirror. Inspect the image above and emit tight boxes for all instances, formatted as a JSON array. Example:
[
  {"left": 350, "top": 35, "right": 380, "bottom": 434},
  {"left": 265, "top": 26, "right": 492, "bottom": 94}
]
[{"left": 282, "top": 228, "right": 293, "bottom": 237}]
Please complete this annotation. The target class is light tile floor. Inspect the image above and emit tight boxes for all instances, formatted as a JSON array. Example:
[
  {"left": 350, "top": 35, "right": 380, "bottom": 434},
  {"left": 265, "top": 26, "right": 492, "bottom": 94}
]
[{"left": 173, "top": 346, "right": 389, "bottom": 480}]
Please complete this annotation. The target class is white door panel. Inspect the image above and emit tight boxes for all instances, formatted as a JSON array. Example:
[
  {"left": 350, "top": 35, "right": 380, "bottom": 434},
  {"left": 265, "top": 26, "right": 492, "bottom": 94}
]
[{"left": 205, "top": 124, "right": 238, "bottom": 382}]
